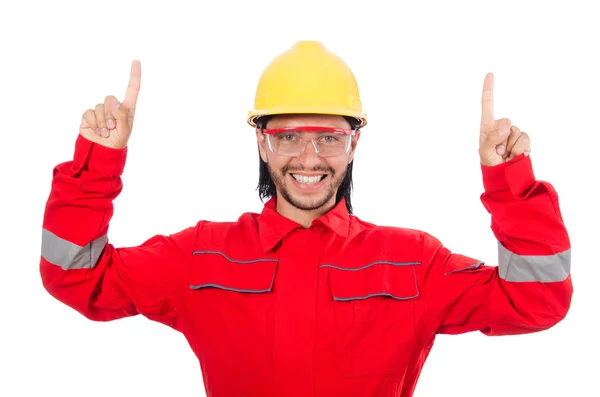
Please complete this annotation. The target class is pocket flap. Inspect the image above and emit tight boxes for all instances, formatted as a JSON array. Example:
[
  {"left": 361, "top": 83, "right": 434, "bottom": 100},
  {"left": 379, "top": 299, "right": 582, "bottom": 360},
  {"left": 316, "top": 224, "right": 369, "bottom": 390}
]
[
  {"left": 443, "top": 253, "right": 484, "bottom": 276},
  {"left": 325, "top": 262, "right": 419, "bottom": 301},
  {"left": 190, "top": 251, "right": 278, "bottom": 293}
]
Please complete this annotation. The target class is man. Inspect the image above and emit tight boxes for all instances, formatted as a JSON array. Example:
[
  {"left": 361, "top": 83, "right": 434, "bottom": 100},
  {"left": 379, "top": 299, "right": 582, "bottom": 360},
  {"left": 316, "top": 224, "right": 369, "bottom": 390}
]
[{"left": 40, "top": 41, "right": 572, "bottom": 397}]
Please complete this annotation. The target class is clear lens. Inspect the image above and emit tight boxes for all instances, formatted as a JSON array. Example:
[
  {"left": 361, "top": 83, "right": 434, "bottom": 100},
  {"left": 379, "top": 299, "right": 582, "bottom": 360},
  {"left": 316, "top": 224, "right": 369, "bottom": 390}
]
[{"left": 266, "top": 131, "right": 351, "bottom": 157}]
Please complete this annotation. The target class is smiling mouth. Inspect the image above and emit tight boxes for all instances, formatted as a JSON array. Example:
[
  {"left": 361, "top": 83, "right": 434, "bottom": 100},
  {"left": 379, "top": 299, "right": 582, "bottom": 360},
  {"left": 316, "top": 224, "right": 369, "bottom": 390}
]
[{"left": 291, "top": 174, "right": 327, "bottom": 184}]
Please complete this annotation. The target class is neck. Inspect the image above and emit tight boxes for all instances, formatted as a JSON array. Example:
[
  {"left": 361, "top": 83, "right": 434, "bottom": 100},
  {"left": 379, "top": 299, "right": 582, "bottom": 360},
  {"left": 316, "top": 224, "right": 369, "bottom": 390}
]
[{"left": 275, "top": 192, "right": 336, "bottom": 228}]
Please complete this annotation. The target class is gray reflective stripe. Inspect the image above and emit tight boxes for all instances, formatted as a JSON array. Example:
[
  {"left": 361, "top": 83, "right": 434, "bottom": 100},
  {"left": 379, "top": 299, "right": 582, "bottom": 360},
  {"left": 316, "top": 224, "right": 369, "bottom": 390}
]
[
  {"left": 498, "top": 241, "right": 571, "bottom": 282},
  {"left": 41, "top": 228, "right": 108, "bottom": 270}
]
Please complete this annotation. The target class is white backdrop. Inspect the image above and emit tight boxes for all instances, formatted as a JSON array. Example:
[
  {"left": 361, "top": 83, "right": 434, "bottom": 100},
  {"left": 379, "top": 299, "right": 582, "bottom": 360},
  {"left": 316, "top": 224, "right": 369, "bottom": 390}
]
[{"left": 1, "top": 0, "right": 598, "bottom": 396}]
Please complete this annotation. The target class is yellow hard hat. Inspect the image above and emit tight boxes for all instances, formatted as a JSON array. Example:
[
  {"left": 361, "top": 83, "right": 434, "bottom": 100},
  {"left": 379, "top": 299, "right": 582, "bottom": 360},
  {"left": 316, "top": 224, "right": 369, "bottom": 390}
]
[{"left": 247, "top": 41, "right": 367, "bottom": 128}]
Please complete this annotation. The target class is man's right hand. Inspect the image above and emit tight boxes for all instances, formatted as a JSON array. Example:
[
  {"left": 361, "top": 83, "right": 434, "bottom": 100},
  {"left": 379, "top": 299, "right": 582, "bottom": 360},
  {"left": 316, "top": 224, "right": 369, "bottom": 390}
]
[{"left": 79, "top": 60, "right": 142, "bottom": 149}]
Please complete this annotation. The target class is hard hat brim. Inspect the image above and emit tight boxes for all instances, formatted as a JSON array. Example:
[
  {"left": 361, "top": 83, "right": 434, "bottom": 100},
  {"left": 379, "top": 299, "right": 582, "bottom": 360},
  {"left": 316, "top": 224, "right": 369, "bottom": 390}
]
[{"left": 248, "top": 106, "right": 367, "bottom": 128}]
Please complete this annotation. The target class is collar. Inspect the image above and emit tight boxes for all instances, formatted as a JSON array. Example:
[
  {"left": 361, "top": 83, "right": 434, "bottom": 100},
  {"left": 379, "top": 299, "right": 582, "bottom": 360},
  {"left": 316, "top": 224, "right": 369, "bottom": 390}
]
[{"left": 257, "top": 197, "right": 350, "bottom": 252}]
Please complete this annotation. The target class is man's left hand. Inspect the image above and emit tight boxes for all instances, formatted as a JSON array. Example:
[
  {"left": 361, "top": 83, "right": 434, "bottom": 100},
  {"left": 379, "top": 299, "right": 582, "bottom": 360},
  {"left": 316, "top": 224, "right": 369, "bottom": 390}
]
[{"left": 479, "top": 73, "right": 532, "bottom": 167}]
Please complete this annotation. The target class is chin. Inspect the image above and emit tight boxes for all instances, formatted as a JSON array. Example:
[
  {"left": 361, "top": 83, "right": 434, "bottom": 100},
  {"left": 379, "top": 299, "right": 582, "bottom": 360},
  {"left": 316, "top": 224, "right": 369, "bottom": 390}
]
[{"left": 283, "top": 189, "right": 335, "bottom": 211}]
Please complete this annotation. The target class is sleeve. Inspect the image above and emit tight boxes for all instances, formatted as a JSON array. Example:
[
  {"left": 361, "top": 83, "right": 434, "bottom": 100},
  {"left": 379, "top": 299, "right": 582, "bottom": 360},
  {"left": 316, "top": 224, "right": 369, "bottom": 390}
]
[
  {"left": 421, "top": 153, "right": 572, "bottom": 336},
  {"left": 40, "top": 134, "right": 198, "bottom": 332}
]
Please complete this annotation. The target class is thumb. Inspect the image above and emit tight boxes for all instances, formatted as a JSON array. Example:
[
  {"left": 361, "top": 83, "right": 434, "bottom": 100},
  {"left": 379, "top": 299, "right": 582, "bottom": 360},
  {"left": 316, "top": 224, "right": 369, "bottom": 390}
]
[
  {"left": 110, "top": 98, "right": 132, "bottom": 134},
  {"left": 481, "top": 118, "right": 511, "bottom": 152}
]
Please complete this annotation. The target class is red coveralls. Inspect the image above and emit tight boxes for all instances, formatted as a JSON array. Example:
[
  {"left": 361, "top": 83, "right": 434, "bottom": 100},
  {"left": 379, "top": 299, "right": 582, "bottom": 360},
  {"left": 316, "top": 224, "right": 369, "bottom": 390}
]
[{"left": 40, "top": 134, "right": 572, "bottom": 397}]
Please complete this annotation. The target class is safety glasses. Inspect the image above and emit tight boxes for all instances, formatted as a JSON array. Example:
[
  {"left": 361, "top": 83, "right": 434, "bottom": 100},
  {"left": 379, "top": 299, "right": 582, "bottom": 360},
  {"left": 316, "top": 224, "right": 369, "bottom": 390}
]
[{"left": 261, "top": 126, "right": 357, "bottom": 158}]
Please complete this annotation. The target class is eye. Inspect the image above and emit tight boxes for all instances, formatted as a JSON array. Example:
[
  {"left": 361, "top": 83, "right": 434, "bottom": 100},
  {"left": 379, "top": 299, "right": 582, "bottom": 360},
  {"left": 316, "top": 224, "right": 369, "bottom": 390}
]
[
  {"left": 277, "top": 133, "right": 298, "bottom": 141},
  {"left": 320, "top": 134, "right": 341, "bottom": 144}
]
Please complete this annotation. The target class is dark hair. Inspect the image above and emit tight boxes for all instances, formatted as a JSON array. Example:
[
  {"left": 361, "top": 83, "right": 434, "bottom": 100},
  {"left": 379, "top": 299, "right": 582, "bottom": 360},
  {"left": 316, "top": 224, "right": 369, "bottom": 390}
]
[{"left": 255, "top": 115, "right": 360, "bottom": 214}]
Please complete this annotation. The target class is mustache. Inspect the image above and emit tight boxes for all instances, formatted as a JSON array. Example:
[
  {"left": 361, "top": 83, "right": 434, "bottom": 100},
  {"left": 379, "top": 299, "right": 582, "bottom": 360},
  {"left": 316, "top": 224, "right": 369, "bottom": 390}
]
[{"left": 281, "top": 164, "right": 335, "bottom": 176}]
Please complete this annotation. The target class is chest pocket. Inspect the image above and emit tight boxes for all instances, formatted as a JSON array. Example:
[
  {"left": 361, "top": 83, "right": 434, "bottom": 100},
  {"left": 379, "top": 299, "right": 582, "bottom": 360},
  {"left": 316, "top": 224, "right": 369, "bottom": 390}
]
[
  {"left": 326, "top": 261, "right": 421, "bottom": 378},
  {"left": 188, "top": 250, "right": 278, "bottom": 376}
]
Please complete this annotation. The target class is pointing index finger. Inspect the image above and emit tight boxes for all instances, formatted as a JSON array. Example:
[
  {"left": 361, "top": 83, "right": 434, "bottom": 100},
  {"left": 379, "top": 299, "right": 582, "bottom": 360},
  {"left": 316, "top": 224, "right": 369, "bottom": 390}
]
[
  {"left": 123, "top": 60, "right": 141, "bottom": 114},
  {"left": 481, "top": 72, "right": 494, "bottom": 124}
]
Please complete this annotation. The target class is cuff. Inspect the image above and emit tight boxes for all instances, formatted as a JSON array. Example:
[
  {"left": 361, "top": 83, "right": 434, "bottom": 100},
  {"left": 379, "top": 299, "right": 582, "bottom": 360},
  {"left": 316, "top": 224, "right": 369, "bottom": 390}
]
[
  {"left": 72, "top": 134, "right": 127, "bottom": 176},
  {"left": 481, "top": 153, "right": 536, "bottom": 198}
]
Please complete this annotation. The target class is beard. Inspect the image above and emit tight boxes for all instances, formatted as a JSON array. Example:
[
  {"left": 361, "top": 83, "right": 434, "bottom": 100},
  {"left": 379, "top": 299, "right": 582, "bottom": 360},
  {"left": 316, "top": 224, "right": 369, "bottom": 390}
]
[{"left": 268, "top": 163, "right": 347, "bottom": 211}]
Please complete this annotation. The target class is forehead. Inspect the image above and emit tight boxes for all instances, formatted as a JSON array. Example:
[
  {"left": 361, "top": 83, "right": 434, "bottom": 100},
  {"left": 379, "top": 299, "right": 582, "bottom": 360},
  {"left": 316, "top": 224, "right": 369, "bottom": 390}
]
[{"left": 266, "top": 114, "right": 351, "bottom": 129}]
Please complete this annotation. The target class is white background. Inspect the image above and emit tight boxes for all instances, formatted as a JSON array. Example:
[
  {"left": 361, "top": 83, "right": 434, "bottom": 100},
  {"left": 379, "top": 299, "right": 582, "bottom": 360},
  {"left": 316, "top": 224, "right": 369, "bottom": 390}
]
[{"left": 1, "top": 0, "right": 598, "bottom": 396}]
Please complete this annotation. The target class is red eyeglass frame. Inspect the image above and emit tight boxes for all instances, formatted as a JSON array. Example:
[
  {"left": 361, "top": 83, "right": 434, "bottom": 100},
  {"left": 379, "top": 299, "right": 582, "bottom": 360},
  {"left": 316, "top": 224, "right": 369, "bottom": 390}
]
[{"left": 261, "top": 126, "right": 357, "bottom": 135}]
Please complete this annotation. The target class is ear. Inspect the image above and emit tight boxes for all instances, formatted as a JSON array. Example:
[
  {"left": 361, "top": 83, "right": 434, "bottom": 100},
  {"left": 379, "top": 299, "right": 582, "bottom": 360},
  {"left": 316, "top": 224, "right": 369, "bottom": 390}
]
[
  {"left": 256, "top": 128, "right": 269, "bottom": 163},
  {"left": 348, "top": 130, "right": 361, "bottom": 163}
]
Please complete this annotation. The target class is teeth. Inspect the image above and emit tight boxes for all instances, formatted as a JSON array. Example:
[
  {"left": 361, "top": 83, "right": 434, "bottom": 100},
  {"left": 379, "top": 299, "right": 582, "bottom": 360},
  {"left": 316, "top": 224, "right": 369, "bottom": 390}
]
[{"left": 292, "top": 174, "right": 324, "bottom": 184}]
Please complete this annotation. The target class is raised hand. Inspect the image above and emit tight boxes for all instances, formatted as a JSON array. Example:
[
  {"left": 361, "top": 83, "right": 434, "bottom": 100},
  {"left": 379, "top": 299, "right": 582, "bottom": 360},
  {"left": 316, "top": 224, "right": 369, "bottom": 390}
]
[
  {"left": 479, "top": 73, "right": 531, "bottom": 167},
  {"left": 79, "top": 60, "right": 142, "bottom": 149}
]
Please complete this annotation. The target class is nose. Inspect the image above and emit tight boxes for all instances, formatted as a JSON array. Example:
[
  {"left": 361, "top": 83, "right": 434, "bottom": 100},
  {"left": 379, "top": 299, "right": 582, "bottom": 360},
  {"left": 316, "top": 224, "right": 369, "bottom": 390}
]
[{"left": 296, "top": 139, "right": 322, "bottom": 168}]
